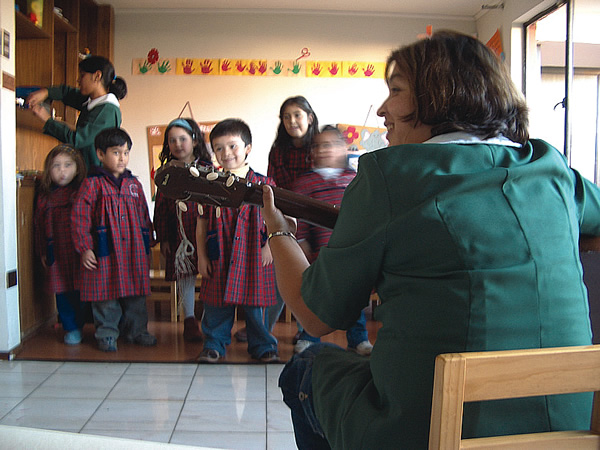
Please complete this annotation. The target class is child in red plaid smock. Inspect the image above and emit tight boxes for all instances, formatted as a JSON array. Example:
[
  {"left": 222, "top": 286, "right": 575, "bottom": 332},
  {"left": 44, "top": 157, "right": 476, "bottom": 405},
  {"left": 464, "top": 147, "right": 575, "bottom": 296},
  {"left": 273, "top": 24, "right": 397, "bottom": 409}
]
[
  {"left": 72, "top": 128, "right": 156, "bottom": 352},
  {"left": 259, "top": 96, "right": 320, "bottom": 342},
  {"left": 196, "top": 119, "right": 278, "bottom": 363},
  {"left": 292, "top": 125, "right": 373, "bottom": 355},
  {"left": 153, "top": 118, "right": 212, "bottom": 342},
  {"left": 34, "top": 144, "right": 88, "bottom": 345}
]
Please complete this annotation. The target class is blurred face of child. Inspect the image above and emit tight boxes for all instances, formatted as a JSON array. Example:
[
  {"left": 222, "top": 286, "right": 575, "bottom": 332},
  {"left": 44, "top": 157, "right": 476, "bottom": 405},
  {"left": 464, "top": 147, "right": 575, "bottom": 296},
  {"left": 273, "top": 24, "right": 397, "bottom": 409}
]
[
  {"left": 97, "top": 144, "right": 130, "bottom": 178},
  {"left": 50, "top": 153, "right": 78, "bottom": 187},
  {"left": 211, "top": 134, "right": 250, "bottom": 171},
  {"left": 167, "top": 126, "right": 195, "bottom": 164},
  {"left": 282, "top": 104, "right": 313, "bottom": 142},
  {"left": 311, "top": 131, "right": 348, "bottom": 169}
]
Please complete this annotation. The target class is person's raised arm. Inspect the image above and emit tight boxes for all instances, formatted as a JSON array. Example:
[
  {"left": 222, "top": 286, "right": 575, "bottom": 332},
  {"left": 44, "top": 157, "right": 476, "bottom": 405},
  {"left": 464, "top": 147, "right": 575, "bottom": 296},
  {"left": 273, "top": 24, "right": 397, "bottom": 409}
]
[{"left": 261, "top": 185, "right": 334, "bottom": 337}]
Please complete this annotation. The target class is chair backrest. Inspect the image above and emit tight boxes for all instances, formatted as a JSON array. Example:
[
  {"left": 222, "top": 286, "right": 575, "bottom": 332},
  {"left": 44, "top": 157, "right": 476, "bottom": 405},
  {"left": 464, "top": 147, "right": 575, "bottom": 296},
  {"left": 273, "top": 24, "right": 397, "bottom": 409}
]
[{"left": 429, "top": 345, "right": 600, "bottom": 449}]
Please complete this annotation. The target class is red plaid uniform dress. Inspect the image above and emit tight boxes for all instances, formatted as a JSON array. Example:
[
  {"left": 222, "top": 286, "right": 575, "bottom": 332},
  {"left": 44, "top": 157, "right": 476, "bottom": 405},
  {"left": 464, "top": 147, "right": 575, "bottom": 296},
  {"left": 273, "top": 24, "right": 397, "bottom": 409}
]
[
  {"left": 72, "top": 169, "right": 152, "bottom": 302},
  {"left": 292, "top": 168, "right": 357, "bottom": 262},
  {"left": 34, "top": 185, "right": 81, "bottom": 294},
  {"left": 267, "top": 143, "right": 312, "bottom": 190},
  {"left": 198, "top": 169, "right": 276, "bottom": 307},
  {"left": 153, "top": 190, "right": 199, "bottom": 281}
]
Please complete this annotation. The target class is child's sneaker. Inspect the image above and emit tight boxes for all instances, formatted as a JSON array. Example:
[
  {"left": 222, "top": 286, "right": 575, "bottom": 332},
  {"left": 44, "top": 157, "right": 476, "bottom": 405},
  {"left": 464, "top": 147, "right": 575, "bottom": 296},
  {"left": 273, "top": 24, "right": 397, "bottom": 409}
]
[
  {"left": 64, "top": 329, "right": 82, "bottom": 345},
  {"left": 197, "top": 349, "right": 221, "bottom": 363},
  {"left": 294, "top": 339, "right": 314, "bottom": 354},
  {"left": 257, "top": 350, "right": 280, "bottom": 363},
  {"left": 129, "top": 332, "right": 157, "bottom": 346},
  {"left": 97, "top": 336, "right": 117, "bottom": 352},
  {"left": 348, "top": 341, "right": 373, "bottom": 356}
]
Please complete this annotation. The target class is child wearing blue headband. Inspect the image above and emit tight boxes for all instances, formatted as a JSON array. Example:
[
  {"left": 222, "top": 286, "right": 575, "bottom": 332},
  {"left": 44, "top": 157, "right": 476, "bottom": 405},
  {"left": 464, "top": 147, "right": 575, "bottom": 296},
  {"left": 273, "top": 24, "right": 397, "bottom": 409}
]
[{"left": 154, "top": 118, "right": 212, "bottom": 341}]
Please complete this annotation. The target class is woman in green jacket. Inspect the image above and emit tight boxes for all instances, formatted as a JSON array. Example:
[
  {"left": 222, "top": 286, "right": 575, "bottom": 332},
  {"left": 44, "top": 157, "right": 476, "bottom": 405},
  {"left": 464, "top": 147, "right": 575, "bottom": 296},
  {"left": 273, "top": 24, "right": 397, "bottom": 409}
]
[
  {"left": 263, "top": 30, "right": 600, "bottom": 449},
  {"left": 27, "top": 56, "right": 127, "bottom": 168}
]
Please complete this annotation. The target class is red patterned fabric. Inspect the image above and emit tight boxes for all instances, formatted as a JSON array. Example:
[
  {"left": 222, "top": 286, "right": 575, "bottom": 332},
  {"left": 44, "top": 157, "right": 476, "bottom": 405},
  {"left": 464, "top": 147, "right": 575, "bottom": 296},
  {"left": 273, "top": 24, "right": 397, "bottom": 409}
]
[
  {"left": 153, "top": 190, "right": 199, "bottom": 281},
  {"left": 71, "top": 169, "right": 152, "bottom": 302},
  {"left": 267, "top": 143, "right": 312, "bottom": 190},
  {"left": 292, "top": 168, "right": 357, "bottom": 262},
  {"left": 198, "top": 169, "right": 276, "bottom": 307},
  {"left": 34, "top": 185, "right": 81, "bottom": 294}
]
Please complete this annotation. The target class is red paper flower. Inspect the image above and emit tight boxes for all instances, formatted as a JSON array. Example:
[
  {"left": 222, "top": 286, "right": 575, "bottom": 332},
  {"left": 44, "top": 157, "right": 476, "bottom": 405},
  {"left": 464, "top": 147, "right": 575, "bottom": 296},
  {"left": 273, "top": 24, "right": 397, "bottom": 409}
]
[
  {"left": 343, "top": 126, "right": 359, "bottom": 144},
  {"left": 147, "top": 48, "right": 159, "bottom": 65}
]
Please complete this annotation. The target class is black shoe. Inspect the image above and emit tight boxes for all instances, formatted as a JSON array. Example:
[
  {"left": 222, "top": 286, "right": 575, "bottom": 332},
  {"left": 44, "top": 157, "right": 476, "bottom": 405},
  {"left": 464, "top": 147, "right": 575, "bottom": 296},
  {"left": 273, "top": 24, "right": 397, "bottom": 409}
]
[
  {"left": 126, "top": 332, "right": 157, "bottom": 346},
  {"left": 234, "top": 327, "right": 248, "bottom": 342},
  {"left": 257, "top": 350, "right": 280, "bottom": 363}
]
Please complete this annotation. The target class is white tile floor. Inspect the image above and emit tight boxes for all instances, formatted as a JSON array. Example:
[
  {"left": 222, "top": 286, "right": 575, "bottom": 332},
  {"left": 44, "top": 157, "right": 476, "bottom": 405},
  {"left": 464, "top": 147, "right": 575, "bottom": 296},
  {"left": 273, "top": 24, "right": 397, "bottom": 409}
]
[{"left": 0, "top": 360, "right": 296, "bottom": 449}]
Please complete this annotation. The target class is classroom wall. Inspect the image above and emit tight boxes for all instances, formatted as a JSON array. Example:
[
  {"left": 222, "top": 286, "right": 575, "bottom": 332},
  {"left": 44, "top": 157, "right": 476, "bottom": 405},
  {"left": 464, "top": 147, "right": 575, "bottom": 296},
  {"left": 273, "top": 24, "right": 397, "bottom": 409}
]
[
  {"left": 0, "top": 0, "right": 20, "bottom": 352},
  {"left": 113, "top": 11, "right": 476, "bottom": 209}
]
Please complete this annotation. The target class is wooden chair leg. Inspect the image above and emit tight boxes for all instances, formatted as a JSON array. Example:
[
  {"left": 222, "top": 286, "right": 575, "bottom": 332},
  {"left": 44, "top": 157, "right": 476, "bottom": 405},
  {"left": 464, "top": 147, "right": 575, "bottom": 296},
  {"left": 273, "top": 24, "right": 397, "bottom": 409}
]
[
  {"left": 285, "top": 305, "right": 292, "bottom": 323},
  {"left": 170, "top": 280, "right": 178, "bottom": 322}
]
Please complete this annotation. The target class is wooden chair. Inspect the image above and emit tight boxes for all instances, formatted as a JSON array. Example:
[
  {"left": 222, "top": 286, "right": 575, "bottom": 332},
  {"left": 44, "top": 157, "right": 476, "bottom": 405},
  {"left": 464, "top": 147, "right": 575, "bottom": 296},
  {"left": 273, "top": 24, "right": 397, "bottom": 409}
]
[{"left": 429, "top": 345, "right": 600, "bottom": 449}]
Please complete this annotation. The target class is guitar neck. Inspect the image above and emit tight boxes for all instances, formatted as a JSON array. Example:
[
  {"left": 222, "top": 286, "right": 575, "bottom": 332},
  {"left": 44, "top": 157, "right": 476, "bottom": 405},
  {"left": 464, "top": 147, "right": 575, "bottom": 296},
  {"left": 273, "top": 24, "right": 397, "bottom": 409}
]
[
  {"left": 242, "top": 184, "right": 339, "bottom": 230},
  {"left": 154, "top": 160, "right": 339, "bottom": 230}
]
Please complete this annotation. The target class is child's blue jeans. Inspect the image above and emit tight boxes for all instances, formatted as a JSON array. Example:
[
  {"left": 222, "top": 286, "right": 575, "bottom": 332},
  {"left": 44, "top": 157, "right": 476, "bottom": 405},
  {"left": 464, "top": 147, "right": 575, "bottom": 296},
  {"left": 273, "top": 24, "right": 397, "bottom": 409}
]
[
  {"left": 201, "top": 304, "right": 277, "bottom": 359},
  {"left": 55, "top": 290, "right": 85, "bottom": 332}
]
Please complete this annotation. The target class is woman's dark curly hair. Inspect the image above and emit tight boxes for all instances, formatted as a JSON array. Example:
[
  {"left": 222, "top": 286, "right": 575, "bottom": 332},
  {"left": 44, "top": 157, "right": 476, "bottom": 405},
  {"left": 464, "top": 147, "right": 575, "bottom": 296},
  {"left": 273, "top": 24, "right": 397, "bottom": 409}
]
[{"left": 386, "top": 30, "right": 529, "bottom": 145}]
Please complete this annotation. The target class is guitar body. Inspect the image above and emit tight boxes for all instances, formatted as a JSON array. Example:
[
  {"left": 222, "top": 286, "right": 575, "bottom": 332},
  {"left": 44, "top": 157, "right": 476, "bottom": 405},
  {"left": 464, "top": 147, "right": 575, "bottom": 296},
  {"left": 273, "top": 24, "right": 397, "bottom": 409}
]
[{"left": 154, "top": 160, "right": 339, "bottom": 229}]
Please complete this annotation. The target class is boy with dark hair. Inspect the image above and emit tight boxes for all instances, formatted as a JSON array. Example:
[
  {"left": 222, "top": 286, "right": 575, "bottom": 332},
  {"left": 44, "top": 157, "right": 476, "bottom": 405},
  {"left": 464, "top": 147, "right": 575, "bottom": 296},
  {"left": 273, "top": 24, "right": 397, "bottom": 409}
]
[
  {"left": 72, "top": 127, "right": 156, "bottom": 351},
  {"left": 196, "top": 119, "right": 279, "bottom": 363}
]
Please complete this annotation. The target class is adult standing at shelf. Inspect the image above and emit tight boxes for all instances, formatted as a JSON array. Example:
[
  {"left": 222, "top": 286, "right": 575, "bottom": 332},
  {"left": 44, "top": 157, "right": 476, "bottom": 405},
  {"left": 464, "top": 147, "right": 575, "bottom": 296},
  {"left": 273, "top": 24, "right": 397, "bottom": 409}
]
[{"left": 26, "top": 56, "right": 127, "bottom": 168}]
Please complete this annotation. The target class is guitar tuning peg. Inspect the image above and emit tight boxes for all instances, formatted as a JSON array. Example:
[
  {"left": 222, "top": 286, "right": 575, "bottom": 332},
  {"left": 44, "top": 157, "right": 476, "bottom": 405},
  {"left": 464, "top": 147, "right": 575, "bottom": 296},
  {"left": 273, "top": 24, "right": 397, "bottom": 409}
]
[
  {"left": 189, "top": 166, "right": 200, "bottom": 177},
  {"left": 226, "top": 175, "right": 235, "bottom": 187},
  {"left": 207, "top": 172, "right": 219, "bottom": 181},
  {"left": 177, "top": 201, "right": 188, "bottom": 212},
  {"left": 198, "top": 204, "right": 204, "bottom": 215},
  {"left": 216, "top": 206, "right": 221, "bottom": 218}
]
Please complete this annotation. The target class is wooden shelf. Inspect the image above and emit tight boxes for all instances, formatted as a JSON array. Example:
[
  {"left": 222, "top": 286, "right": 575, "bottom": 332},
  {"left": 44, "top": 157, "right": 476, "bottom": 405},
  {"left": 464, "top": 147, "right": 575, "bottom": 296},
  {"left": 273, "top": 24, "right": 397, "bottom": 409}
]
[
  {"left": 15, "top": 11, "right": 51, "bottom": 39},
  {"left": 54, "top": 12, "right": 77, "bottom": 33},
  {"left": 16, "top": 107, "right": 46, "bottom": 132}
]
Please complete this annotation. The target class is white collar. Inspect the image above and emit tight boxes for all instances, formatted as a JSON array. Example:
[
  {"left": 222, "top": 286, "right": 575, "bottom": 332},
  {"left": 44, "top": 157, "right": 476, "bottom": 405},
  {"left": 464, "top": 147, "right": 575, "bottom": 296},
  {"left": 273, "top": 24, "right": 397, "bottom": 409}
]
[
  {"left": 424, "top": 132, "right": 521, "bottom": 147},
  {"left": 83, "top": 93, "right": 120, "bottom": 111}
]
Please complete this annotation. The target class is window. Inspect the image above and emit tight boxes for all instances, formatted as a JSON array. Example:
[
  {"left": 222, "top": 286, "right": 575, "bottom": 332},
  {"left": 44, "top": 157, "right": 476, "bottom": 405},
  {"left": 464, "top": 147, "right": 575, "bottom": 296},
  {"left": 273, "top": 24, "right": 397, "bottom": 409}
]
[{"left": 525, "top": 1, "right": 600, "bottom": 182}]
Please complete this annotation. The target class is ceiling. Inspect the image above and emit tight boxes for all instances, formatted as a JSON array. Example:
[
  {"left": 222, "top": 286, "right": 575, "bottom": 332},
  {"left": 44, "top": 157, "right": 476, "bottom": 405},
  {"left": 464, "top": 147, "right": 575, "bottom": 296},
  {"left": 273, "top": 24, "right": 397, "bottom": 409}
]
[{"left": 100, "top": 0, "right": 499, "bottom": 18}]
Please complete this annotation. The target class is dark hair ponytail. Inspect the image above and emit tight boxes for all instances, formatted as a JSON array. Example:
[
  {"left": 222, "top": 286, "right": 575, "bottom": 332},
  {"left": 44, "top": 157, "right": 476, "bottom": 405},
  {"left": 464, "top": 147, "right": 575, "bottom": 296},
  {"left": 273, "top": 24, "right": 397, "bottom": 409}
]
[{"left": 109, "top": 77, "right": 128, "bottom": 100}]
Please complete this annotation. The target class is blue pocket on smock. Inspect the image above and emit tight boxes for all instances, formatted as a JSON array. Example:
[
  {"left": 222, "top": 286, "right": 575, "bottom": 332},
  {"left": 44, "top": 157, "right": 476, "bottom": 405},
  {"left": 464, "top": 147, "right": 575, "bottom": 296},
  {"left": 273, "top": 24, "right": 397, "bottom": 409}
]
[
  {"left": 206, "top": 229, "right": 219, "bottom": 261},
  {"left": 96, "top": 226, "right": 111, "bottom": 257},
  {"left": 46, "top": 238, "right": 55, "bottom": 266},
  {"left": 141, "top": 227, "right": 150, "bottom": 255}
]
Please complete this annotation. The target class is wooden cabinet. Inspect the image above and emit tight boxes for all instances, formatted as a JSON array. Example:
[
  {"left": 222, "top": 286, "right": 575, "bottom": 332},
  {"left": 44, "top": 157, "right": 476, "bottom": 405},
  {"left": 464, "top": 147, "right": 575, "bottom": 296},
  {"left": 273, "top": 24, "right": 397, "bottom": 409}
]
[
  {"left": 15, "top": 0, "right": 114, "bottom": 338},
  {"left": 16, "top": 175, "right": 56, "bottom": 338}
]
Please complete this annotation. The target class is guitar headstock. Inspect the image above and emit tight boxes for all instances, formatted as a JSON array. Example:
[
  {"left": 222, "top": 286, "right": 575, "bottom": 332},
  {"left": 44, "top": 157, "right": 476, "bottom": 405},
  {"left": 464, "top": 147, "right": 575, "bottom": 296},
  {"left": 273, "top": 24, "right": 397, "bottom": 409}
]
[
  {"left": 154, "top": 160, "right": 251, "bottom": 208},
  {"left": 154, "top": 159, "right": 340, "bottom": 229}
]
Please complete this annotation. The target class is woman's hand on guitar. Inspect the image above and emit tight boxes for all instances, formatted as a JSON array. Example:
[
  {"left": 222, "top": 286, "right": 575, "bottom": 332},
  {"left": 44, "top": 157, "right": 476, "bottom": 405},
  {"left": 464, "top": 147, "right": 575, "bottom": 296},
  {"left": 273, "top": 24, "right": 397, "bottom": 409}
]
[{"left": 261, "top": 185, "right": 297, "bottom": 235}]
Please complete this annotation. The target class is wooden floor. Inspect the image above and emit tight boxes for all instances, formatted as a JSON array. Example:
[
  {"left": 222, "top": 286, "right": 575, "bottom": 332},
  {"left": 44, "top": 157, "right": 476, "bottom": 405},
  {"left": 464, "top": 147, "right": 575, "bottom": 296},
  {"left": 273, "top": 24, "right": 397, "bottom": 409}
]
[{"left": 14, "top": 309, "right": 381, "bottom": 364}]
